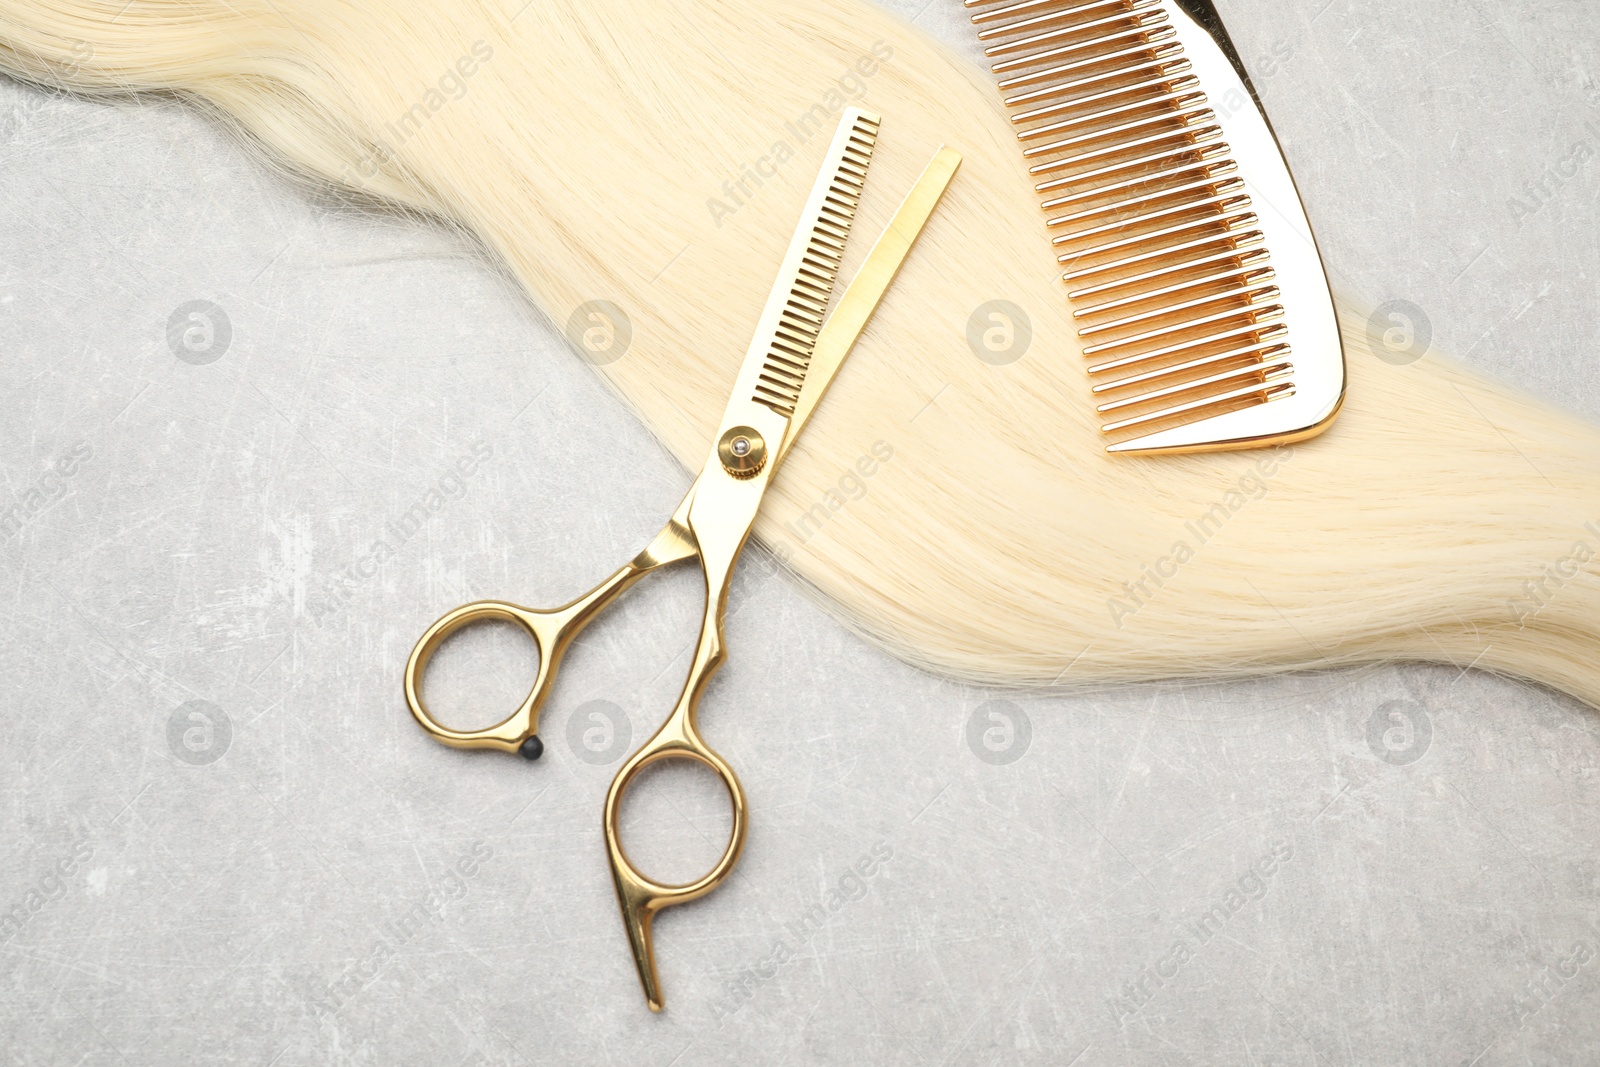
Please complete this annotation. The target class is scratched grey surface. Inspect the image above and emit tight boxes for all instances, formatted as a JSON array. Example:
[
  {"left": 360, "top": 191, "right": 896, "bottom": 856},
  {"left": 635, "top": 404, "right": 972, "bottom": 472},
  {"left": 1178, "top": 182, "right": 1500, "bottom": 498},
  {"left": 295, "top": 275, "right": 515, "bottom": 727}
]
[{"left": 3, "top": 1, "right": 1600, "bottom": 1064}]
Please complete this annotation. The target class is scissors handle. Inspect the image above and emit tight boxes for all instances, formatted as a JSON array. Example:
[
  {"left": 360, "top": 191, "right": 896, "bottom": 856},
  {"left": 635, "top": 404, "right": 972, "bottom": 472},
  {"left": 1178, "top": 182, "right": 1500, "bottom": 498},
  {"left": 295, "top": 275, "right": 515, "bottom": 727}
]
[
  {"left": 404, "top": 500, "right": 699, "bottom": 755},
  {"left": 602, "top": 611, "right": 747, "bottom": 1012},
  {"left": 402, "top": 570, "right": 634, "bottom": 755}
]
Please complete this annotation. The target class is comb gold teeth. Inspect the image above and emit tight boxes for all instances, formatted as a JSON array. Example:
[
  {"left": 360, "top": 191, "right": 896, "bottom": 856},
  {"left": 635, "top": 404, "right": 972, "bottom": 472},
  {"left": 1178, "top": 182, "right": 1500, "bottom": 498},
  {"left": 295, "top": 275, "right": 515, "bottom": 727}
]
[
  {"left": 1007, "top": 64, "right": 1196, "bottom": 118},
  {"left": 966, "top": 0, "right": 1075, "bottom": 16},
  {"left": 1079, "top": 290, "right": 1284, "bottom": 354},
  {"left": 1095, "top": 356, "right": 1294, "bottom": 411},
  {"left": 1021, "top": 97, "right": 1207, "bottom": 150},
  {"left": 1013, "top": 72, "right": 1201, "bottom": 127},
  {"left": 1027, "top": 119, "right": 1223, "bottom": 178},
  {"left": 995, "top": 35, "right": 1181, "bottom": 89},
  {"left": 1019, "top": 103, "right": 1215, "bottom": 160},
  {"left": 1067, "top": 244, "right": 1268, "bottom": 302},
  {"left": 750, "top": 109, "right": 878, "bottom": 418},
  {"left": 1039, "top": 157, "right": 1235, "bottom": 212},
  {"left": 1034, "top": 139, "right": 1229, "bottom": 195},
  {"left": 1062, "top": 229, "right": 1264, "bottom": 286},
  {"left": 1092, "top": 339, "right": 1291, "bottom": 394},
  {"left": 1074, "top": 274, "right": 1278, "bottom": 335},
  {"left": 968, "top": 0, "right": 1346, "bottom": 454},
  {"left": 1051, "top": 191, "right": 1251, "bottom": 248},
  {"left": 988, "top": 25, "right": 1176, "bottom": 77},
  {"left": 1088, "top": 319, "right": 1287, "bottom": 375},
  {"left": 1048, "top": 174, "right": 1245, "bottom": 228},
  {"left": 977, "top": 1, "right": 1160, "bottom": 45},
  {"left": 1072, "top": 263, "right": 1276, "bottom": 320},
  {"left": 1100, "top": 375, "right": 1296, "bottom": 433},
  {"left": 973, "top": 0, "right": 1154, "bottom": 29},
  {"left": 1081, "top": 310, "right": 1286, "bottom": 372},
  {"left": 983, "top": 16, "right": 1169, "bottom": 63},
  {"left": 1002, "top": 57, "right": 1193, "bottom": 109},
  {"left": 1019, "top": 89, "right": 1208, "bottom": 146},
  {"left": 1057, "top": 211, "right": 1260, "bottom": 272},
  {"left": 981, "top": 6, "right": 1169, "bottom": 58}
]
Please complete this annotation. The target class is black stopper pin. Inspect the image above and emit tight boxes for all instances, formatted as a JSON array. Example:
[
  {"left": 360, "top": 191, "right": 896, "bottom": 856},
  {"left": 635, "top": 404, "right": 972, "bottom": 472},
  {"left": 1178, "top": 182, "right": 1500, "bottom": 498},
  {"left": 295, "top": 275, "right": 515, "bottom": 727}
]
[{"left": 518, "top": 735, "right": 544, "bottom": 761}]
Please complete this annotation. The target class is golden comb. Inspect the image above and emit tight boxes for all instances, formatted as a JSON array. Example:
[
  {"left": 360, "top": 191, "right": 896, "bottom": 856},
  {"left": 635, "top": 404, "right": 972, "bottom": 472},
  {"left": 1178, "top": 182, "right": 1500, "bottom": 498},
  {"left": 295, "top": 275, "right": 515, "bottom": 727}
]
[{"left": 967, "top": 0, "right": 1347, "bottom": 454}]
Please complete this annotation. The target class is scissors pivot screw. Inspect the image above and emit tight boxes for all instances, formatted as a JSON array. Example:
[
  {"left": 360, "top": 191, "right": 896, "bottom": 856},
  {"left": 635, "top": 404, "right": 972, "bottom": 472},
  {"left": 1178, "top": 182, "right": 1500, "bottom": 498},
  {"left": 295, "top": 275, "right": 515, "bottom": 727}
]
[
  {"left": 717, "top": 427, "right": 767, "bottom": 479},
  {"left": 518, "top": 735, "right": 544, "bottom": 761}
]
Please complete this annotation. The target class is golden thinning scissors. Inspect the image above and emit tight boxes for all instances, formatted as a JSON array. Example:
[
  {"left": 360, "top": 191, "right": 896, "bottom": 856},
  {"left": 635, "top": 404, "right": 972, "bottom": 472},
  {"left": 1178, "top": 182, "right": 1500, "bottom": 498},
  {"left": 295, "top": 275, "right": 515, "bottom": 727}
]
[{"left": 404, "top": 107, "right": 959, "bottom": 1011}]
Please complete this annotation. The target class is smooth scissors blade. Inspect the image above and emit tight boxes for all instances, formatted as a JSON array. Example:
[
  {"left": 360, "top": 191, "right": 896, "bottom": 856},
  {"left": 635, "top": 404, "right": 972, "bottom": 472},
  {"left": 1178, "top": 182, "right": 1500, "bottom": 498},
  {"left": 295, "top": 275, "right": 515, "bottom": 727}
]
[{"left": 777, "top": 145, "right": 962, "bottom": 466}]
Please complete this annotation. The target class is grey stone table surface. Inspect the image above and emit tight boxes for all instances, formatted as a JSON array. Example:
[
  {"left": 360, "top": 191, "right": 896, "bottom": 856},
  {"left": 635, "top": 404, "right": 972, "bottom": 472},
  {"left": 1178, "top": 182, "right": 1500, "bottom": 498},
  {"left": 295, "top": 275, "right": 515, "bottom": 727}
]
[{"left": 3, "top": 1, "right": 1600, "bottom": 1064}]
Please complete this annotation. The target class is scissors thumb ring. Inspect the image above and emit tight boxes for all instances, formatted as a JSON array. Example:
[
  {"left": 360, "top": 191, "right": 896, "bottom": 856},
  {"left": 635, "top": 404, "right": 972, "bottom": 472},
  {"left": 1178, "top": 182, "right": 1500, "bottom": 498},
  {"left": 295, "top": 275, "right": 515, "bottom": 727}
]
[{"left": 403, "top": 599, "right": 571, "bottom": 758}]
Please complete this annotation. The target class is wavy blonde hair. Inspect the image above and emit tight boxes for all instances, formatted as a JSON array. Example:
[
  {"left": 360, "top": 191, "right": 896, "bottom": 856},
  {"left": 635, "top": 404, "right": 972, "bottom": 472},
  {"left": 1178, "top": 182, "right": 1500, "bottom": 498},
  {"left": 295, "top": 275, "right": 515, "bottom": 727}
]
[{"left": 4, "top": 0, "right": 1598, "bottom": 704}]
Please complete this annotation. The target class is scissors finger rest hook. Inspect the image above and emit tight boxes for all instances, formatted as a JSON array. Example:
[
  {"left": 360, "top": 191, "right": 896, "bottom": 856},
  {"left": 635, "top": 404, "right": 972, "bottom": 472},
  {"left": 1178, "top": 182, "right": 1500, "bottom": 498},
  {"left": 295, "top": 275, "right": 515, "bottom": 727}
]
[{"left": 402, "top": 110, "right": 961, "bottom": 1010}]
